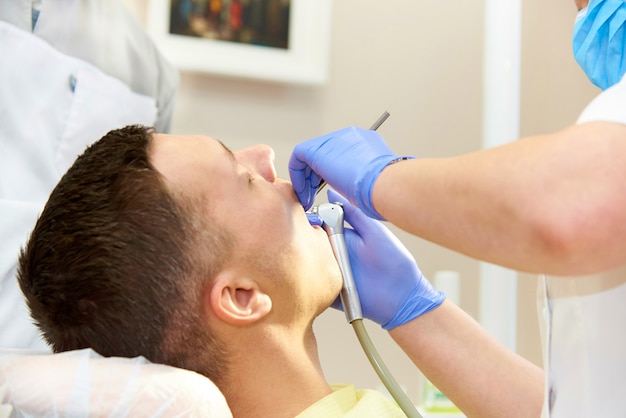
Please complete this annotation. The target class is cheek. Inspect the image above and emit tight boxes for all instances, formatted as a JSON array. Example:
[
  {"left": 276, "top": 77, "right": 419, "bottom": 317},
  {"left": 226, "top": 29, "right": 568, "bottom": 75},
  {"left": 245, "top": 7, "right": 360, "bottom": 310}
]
[
  {"left": 298, "top": 228, "right": 340, "bottom": 275},
  {"left": 249, "top": 214, "right": 300, "bottom": 263},
  {"left": 241, "top": 198, "right": 291, "bottom": 238}
]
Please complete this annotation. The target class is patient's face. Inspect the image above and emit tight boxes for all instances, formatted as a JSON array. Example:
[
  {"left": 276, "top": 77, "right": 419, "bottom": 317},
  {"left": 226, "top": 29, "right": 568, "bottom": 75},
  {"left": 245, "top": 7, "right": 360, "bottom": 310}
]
[{"left": 150, "top": 134, "right": 342, "bottom": 319}]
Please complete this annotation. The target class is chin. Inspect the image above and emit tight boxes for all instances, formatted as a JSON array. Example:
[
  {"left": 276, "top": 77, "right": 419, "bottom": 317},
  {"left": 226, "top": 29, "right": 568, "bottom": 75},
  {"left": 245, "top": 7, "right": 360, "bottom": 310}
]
[
  {"left": 314, "top": 251, "right": 343, "bottom": 293},
  {"left": 307, "top": 222, "right": 339, "bottom": 254},
  {"left": 329, "top": 261, "right": 344, "bottom": 292}
]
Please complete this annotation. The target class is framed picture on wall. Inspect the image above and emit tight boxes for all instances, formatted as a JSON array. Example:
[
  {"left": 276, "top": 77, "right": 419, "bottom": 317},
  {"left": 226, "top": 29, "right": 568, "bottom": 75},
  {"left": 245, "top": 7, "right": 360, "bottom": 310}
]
[{"left": 147, "top": 0, "right": 332, "bottom": 85}]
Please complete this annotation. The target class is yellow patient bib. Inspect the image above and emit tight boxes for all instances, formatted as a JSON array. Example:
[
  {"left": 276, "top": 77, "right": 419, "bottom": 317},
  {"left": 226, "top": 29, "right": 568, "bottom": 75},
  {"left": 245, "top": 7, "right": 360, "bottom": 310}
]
[{"left": 296, "top": 384, "right": 406, "bottom": 418}]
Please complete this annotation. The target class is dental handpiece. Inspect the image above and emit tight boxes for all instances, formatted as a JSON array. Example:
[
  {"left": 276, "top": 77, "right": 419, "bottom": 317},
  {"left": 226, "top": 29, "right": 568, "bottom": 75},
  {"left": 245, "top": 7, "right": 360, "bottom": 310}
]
[
  {"left": 312, "top": 202, "right": 424, "bottom": 418},
  {"left": 313, "top": 202, "right": 363, "bottom": 322},
  {"left": 316, "top": 111, "right": 390, "bottom": 197}
]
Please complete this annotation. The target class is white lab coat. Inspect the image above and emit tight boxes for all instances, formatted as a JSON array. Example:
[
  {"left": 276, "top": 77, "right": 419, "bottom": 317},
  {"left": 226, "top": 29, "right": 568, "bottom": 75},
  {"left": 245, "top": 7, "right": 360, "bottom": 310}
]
[
  {"left": 540, "top": 74, "right": 626, "bottom": 418},
  {"left": 0, "top": 0, "right": 179, "bottom": 350}
]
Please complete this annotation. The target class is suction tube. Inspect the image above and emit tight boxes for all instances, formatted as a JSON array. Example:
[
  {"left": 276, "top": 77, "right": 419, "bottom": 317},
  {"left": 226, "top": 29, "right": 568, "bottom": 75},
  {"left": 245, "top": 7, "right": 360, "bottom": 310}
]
[{"left": 314, "top": 203, "right": 423, "bottom": 418}]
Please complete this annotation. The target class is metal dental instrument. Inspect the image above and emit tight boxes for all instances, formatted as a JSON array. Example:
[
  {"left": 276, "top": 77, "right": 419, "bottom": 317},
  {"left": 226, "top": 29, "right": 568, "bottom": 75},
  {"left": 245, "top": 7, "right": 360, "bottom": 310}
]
[
  {"left": 315, "top": 111, "right": 391, "bottom": 197},
  {"left": 315, "top": 202, "right": 362, "bottom": 322},
  {"left": 315, "top": 202, "right": 423, "bottom": 418},
  {"left": 368, "top": 110, "right": 391, "bottom": 131}
]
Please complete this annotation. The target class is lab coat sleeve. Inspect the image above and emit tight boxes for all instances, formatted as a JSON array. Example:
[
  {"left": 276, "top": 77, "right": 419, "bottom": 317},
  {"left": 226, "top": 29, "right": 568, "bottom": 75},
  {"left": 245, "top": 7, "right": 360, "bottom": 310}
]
[
  {"left": 32, "top": 0, "right": 180, "bottom": 133},
  {"left": 0, "top": 20, "right": 158, "bottom": 350},
  {"left": 0, "top": 0, "right": 179, "bottom": 133}
]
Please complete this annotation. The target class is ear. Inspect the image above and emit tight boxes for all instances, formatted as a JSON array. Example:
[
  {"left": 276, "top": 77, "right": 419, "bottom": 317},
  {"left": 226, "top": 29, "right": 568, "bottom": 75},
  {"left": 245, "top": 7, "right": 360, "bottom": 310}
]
[{"left": 208, "top": 271, "right": 272, "bottom": 326}]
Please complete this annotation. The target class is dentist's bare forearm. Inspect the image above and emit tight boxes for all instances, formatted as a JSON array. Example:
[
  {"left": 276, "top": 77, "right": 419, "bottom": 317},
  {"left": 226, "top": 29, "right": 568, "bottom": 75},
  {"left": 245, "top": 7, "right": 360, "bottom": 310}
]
[
  {"left": 373, "top": 122, "right": 626, "bottom": 275},
  {"left": 390, "top": 301, "right": 544, "bottom": 418}
]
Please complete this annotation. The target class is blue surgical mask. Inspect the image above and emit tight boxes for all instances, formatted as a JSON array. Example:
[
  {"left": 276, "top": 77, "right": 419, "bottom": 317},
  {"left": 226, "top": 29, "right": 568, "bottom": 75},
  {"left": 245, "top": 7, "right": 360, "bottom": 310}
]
[{"left": 572, "top": 0, "right": 626, "bottom": 90}]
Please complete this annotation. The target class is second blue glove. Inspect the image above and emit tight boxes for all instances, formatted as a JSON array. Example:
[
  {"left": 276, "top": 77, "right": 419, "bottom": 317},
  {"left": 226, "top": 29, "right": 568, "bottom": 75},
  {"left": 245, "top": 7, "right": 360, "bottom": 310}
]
[
  {"left": 289, "top": 126, "right": 413, "bottom": 219},
  {"left": 328, "top": 189, "right": 445, "bottom": 330}
]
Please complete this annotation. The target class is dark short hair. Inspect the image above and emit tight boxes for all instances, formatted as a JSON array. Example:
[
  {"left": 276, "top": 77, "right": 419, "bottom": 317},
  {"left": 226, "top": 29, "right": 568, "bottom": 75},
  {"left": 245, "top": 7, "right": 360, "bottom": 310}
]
[{"left": 18, "top": 125, "right": 230, "bottom": 383}]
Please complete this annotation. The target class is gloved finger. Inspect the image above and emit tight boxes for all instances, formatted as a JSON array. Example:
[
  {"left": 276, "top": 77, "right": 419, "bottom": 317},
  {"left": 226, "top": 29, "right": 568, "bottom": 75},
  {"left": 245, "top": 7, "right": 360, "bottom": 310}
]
[
  {"left": 292, "top": 144, "right": 324, "bottom": 188},
  {"left": 289, "top": 172, "right": 314, "bottom": 210},
  {"left": 306, "top": 212, "right": 323, "bottom": 227},
  {"left": 327, "top": 189, "right": 379, "bottom": 235},
  {"left": 326, "top": 188, "right": 346, "bottom": 205},
  {"left": 288, "top": 143, "right": 311, "bottom": 172},
  {"left": 301, "top": 177, "right": 317, "bottom": 211},
  {"left": 288, "top": 149, "right": 320, "bottom": 192},
  {"left": 289, "top": 168, "right": 322, "bottom": 211},
  {"left": 331, "top": 294, "right": 343, "bottom": 312},
  {"left": 289, "top": 162, "right": 310, "bottom": 197}
]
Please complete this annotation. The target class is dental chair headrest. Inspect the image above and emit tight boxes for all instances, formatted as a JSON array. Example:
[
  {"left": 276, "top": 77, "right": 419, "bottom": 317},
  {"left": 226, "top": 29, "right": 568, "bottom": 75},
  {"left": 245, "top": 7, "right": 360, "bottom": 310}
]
[{"left": 0, "top": 348, "right": 232, "bottom": 417}]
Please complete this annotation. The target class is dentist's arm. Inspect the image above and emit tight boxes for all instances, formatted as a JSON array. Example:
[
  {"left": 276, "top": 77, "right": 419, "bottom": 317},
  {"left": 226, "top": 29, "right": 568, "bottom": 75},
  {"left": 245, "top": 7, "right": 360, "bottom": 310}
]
[
  {"left": 334, "top": 191, "right": 544, "bottom": 418},
  {"left": 290, "top": 122, "right": 626, "bottom": 275},
  {"left": 374, "top": 121, "right": 626, "bottom": 276},
  {"left": 389, "top": 301, "right": 544, "bottom": 418}
]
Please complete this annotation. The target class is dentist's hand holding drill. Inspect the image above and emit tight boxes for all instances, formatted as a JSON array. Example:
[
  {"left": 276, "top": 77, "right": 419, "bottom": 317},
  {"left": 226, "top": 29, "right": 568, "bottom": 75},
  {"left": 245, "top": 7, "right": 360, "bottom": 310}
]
[
  {"left": 289, "top": 125, "right": 441, "bottom": 322},
  {"left": 316, "top": 190, "right": 543, "bottom": 418},
  {"left": 291, "top": 129, "right": 545, "bottom": 418},
  {"left": 324, "top": 189, "right": 444, "bottom": 329},
  {"left": 289, "top": 126, "right": 412, "bottom": 220}
]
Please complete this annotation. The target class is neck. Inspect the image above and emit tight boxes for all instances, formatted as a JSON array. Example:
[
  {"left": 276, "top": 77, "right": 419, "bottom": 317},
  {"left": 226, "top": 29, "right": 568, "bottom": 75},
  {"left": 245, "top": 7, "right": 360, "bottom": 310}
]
[{"left": 220, "top": 323, "right": 331, "bottom": 418}]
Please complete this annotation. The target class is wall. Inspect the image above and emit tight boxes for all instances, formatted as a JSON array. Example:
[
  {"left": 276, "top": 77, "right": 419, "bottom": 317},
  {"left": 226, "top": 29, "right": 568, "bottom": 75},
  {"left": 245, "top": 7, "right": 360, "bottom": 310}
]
[{"left": 126, "top": 0, "right": 600, "bottom": 406}]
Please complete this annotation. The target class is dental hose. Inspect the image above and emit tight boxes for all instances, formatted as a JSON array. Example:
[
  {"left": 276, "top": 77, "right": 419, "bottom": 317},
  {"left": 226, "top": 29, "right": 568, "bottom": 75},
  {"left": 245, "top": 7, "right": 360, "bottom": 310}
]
[
  {"left": 314, "top": 203, "right": 423, "bottom": 418},
  {"left": 351, "top": 319, "right": 422, "bottom": 418}
]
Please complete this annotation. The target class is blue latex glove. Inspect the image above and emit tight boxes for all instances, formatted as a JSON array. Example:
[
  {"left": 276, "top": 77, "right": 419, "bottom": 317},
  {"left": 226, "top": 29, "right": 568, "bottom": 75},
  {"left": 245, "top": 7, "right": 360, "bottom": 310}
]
[
  {"left": 328, "top": 189, "right": 445, "bottom": 330},
  {"left": 289, "top": 126, "right": 414, "bottom": 220}
]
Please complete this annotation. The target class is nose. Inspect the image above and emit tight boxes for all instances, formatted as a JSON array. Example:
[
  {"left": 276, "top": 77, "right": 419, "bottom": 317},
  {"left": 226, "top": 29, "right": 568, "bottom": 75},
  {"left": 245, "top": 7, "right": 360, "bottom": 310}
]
[{"left": 234, "top": 145, "right": 277, "bottom": 182}]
